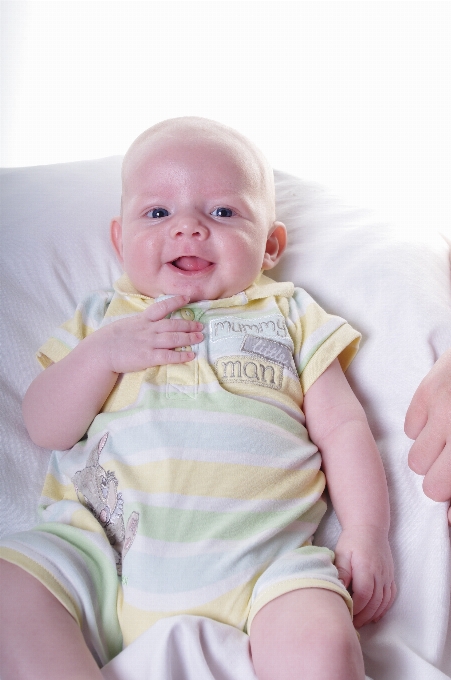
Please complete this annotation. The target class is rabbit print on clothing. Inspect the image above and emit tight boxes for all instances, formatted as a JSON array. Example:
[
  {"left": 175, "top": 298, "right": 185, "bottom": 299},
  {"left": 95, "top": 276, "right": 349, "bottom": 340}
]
[{"left": 72, "top": 432, "right": 139, "bottom": 575}]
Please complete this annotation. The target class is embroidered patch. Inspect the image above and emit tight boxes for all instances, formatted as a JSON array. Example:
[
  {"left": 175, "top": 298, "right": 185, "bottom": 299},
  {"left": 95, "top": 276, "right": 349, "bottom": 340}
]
[
  {"left": 215, "top": 355, "right": 283, "bottom": 390},
  {"left": 241, "top": 334, "right": 297, "bottom": 375},
  {"left": 72, "top": 433, "right": 139, "bottom": 576},
  {"left": 210, "top": 315, "right": 288, "bottom": 342}
]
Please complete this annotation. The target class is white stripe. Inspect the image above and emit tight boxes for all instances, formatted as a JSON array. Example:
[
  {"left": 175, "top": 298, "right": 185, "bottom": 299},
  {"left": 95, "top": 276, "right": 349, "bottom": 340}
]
[
  {"left": 107, "top": 407, "right": 307, "bottom": 447},
  {"left": 52, "top": 327, "right": 79, "bottom": 350},
  {"left": 123, "top": 563, "right": 257, "bottom": 611},
  {"left": 289, "top": 288, "right": 314, "bottom": 318},
  {"left": 117, "top": 443, "right": 319, "bottom": 469}
]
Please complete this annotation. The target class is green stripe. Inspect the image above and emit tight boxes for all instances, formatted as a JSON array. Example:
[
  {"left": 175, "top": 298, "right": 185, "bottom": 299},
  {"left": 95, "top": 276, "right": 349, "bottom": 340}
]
[{"left": 134, "top": 503, "right": 317, "bottom": 542}]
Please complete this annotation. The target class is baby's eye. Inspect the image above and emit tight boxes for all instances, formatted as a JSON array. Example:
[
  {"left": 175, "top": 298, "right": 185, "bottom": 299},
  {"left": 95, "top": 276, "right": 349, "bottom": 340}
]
[
  {"left": 146, "top": 208, "right": 169, "bottom": 219},
  {"left": 211, "top": 207, "right": 234, "bottom": 218}
]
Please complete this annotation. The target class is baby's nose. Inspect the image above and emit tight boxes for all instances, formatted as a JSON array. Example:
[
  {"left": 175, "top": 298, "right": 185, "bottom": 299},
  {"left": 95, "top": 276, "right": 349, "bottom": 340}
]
[{"left": 170, "top": 216, "right": 209, "bottom": 239}]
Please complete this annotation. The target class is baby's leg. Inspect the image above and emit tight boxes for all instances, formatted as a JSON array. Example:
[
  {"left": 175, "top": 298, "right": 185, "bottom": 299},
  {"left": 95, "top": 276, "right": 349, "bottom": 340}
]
[
  {"left": 0, "top": 560, "right": 103, "bottom": 680},
  {"left": 250, "top": 588, "right": 365, "bottom": 680}
]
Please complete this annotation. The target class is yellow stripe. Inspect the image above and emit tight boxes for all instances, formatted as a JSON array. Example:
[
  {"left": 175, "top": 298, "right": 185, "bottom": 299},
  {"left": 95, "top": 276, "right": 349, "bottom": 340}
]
[
  {"left": 219, "top": 376, "right": 303, "bottom": 408},
  {"left": 102, "top": 371, "right": 146, "bottom": 411},
  {"left": 105, "top": 295, "right": 148, "bottom": 316},
  {"left": 37, "top": 339, "right": 70, "bottom": 366},
  {"left": 70, "top": 508, "right": 111, "bottom": 534},
  {"left": 101, "top": 360, "right": 224, "bottom": 412},
  {"left": 301, "top": 325, "right": 360, "bottom": 393},
  {"left": 110, "top": 458, "right": 325, "bottom": 501},
  {"left": 62, "top": 309, "right": 94, "bottom": 340},
  {"left": 41, "top": 473, "right": 77, "bottom": 501}
]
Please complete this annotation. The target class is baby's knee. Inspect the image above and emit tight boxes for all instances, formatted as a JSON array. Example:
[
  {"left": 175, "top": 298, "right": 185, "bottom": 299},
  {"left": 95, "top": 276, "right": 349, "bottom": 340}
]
[
  {"left": 306, "top": 615, "right": 360, "bottom": 660},
  {"left": 250, "top": 588, "right": 364, "bottom": 680}
]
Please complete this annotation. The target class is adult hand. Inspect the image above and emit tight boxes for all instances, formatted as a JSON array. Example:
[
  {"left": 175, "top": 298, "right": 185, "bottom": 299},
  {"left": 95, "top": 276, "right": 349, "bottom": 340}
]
[{"left": 405, "top": 348, "right": 451, "bottom": 520}]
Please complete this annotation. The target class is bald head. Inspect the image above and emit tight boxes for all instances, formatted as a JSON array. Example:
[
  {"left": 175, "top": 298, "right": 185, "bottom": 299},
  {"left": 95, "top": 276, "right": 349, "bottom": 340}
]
[{"left": 121, "top": 117, "right": 276, "bottom": 219}]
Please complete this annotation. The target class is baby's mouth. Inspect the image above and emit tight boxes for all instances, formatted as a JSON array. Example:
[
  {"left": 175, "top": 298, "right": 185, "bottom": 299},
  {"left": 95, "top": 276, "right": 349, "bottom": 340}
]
[{"left": 171, "top": 256, "right": 212, "bottom": 272}]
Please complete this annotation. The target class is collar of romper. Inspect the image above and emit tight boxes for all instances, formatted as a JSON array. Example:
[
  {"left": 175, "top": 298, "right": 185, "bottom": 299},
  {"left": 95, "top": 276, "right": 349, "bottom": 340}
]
[{"left": 113, "top": 272, "right": 295, "bottom": 310}]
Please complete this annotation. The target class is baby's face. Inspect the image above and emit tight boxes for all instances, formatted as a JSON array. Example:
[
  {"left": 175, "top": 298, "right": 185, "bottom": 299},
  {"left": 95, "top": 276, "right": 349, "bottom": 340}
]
[{"left": 111, "top": 132, "right": 286, "bottom": 302}]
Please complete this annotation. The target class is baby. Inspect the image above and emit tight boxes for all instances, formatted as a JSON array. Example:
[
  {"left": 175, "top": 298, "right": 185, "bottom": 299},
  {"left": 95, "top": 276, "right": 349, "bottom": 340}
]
[{"left": 0, "top": 117, "right": 395, "bottom": 680}]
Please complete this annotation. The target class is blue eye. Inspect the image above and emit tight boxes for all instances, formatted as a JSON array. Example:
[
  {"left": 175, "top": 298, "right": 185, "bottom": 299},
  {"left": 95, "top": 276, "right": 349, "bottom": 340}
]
[
  {"left": 147, "top": 208, "right": 169, "bottom": 219},
  {"left": 212, "top": 207, "right": 233, "bottom": 218}
]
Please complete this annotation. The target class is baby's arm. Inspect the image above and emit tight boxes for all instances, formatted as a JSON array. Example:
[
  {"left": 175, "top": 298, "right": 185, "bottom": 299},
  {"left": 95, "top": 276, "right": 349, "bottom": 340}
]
[
  {"left": 303, "top": 359, "right": 396, "bottom": 629},
  {"left": 23, "top": 295, "right": 203, "bottom": 451}
]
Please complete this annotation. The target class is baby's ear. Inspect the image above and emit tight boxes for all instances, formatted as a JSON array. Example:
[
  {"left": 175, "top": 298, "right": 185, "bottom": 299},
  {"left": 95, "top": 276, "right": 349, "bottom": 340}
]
[
  {"left": 110, "top": 218, "right": 124, "bottom": 263},
  {"left": 262, "top": 222, "right": 287, "bottom": 270}
]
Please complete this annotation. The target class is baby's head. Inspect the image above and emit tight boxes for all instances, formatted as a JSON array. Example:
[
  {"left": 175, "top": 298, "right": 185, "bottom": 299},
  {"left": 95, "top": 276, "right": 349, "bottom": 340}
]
[{"left": 111, "top": 117, "right": 286, "bottom": 302}]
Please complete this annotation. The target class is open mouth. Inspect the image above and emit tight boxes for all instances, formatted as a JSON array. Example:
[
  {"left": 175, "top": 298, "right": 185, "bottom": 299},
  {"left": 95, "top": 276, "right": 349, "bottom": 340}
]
[{"left": 171, "top": 256, "right": 213, "bottom": 272}]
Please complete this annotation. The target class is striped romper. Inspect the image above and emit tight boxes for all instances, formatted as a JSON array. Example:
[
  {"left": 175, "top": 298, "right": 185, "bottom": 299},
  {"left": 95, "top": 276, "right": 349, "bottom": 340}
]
[{"left": 0, "top": 273, "right": 360, "bottom": 665}]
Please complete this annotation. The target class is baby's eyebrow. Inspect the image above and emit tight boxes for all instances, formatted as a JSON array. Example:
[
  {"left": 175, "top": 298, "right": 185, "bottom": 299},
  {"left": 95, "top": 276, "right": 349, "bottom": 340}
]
[
  {"left": 212, "top": 194, "right": 256, "bottom": 210},
  {"left": 127, "top": 193, "right": 168, "bottom": 209}
]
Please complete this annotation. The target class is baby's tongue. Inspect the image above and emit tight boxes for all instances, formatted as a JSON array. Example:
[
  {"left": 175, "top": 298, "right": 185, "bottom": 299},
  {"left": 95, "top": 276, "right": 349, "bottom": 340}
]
[{"left": 173, "top": 256, "right": 210, "bottom": 271}]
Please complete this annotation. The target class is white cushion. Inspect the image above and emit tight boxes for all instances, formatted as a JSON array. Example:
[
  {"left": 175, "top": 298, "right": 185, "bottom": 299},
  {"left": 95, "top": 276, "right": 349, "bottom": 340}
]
[{"left": 2, "top": 157, "right": 451, "bottom": 678}]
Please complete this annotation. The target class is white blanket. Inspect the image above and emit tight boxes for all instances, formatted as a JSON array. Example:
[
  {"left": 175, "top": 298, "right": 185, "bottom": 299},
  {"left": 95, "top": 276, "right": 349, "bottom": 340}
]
[{"left": 1, "top": 158, "right": 451, "bottom": 679}]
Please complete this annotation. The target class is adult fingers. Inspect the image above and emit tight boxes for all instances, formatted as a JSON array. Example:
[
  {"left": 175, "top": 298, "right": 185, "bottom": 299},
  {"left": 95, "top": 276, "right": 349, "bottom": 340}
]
[
  {"left": 408, "top": 420, "right": 445, "bottom": 476},
  {"left": 404, "top": 386, "right": 428, "bottom": 440},
  {"left": 421, "top": 440, "right": 451, "bottom": 502},
  {"left": 406, "top": 350, "right": 451, "bottom": 440}
]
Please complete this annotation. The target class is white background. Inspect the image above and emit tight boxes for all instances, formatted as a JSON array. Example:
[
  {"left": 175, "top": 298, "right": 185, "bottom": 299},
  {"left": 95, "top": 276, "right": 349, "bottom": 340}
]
[{"left": 1, "top": 1, "right": 450, "bottom": 235}]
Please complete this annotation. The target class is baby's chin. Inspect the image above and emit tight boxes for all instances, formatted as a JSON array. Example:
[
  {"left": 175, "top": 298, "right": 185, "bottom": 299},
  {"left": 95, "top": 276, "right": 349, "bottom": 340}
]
[{"left": 132, "top": 270, "right": 262, "bottom": 302}]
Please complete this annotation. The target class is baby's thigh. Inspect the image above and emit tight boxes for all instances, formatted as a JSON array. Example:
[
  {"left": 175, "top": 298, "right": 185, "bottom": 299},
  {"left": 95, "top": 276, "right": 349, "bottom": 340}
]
[
  {"left": 249, "top": 588, "right": 364, "bottom": 680},
  {"left": 0, "top": 560, "right": 104, "bottom": 680}
]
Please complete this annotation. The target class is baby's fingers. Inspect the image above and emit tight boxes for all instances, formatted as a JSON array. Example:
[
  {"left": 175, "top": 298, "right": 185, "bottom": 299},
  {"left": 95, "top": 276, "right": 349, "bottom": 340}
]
[
  {"left": 372, "top": 580, "right": 397, "bottom": 623},
  {"left": 351, "top": 574, "right": 381, "bottom": 629},
  {"left": 152, "top": 348, "right": 196, "bottom": 365},
  {"left": 145, "top": 295, "right": 192, "bottom": 322},
  {"left": 154, "top": 330, "right": 204, "bottom": 350}
]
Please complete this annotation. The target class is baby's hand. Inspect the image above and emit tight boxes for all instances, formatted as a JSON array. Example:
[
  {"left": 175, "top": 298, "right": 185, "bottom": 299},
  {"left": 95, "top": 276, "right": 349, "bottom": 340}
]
[
  {"left": 95, "top": 294, "right": 204, "bottom": 374},
  {"left": 333, "top": 525, "right": 396, "bottom": 629},
  {"left": 405, "top": 348, "right": 451, "bottom": 521}
]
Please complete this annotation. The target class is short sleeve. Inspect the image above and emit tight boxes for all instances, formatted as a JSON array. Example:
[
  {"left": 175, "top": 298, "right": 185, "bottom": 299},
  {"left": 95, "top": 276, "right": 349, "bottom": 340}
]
[
  {"left": 287, "top": 288, "right": 361, "bottom": 393},
  {"left": 37, "top": 289, "right": 114, "bottom": 368}
]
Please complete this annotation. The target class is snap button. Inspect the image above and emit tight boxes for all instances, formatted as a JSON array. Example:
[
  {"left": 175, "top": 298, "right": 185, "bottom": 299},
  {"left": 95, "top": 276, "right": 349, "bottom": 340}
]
[
  {"left": 175, "top": 345, "right": 193, "bottom": 352},
  {"left": 180, "top": 308, "right": 195, "bottom": 321}
]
